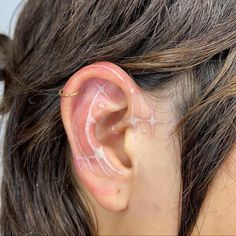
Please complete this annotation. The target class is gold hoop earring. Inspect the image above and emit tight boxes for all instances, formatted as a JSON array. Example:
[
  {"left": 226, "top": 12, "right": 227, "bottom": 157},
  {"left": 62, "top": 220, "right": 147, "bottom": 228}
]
[{"left": 59, "top": 88, "right": 82, "bottom": 97}]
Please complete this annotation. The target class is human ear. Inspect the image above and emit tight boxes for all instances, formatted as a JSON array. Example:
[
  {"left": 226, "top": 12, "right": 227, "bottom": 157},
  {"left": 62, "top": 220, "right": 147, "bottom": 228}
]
[{"left": 60, "top": 62, "right": 143, "bottom": 212}]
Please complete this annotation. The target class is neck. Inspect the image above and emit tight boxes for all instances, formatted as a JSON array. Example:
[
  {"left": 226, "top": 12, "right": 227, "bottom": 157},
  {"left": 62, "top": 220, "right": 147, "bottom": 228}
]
[{"left": 192, "top": 149, "right": 236, "bottom": 235}]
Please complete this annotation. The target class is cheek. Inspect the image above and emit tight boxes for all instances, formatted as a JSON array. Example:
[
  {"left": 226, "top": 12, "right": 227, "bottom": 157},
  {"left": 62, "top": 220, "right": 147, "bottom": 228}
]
[
  {"left": 125, "top": 94, "right": 180, "bottom": 176},
  {"left": 125, "top": 105, "right": 181, "bottom": 211},
  {"left": 126, "top": 124, "right": 180, "bottom": 176}
]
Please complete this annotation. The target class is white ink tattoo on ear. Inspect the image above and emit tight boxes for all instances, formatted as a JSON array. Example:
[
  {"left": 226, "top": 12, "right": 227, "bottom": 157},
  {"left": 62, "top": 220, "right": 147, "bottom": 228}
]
[
  {"left": 75, "top": 80, "right": 122, "bottom": 176},
  {"left": 72, "top": 63, "right": 161, "bottom": 176},
  {"left": 129, "top": 88, "right": 135, "bottom": 94},
  {"left": 146, "top": 109, "right": 158, "bottom": 135},
  {"left": 98, "top": 102, "right": 105, "bottom": 109},
  {"left": 74, "top": 80, "right": 160, "bottom": 176},
  {"left": 128, "top": 102, "right": 159, "bottom": 136}
]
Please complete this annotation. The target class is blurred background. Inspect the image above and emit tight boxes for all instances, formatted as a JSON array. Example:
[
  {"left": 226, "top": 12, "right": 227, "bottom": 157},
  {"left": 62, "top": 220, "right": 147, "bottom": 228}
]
[
  {"left": 0, "top": 0, "right": 22, "bottom": 95},
  {"left": 0, "top": 0, "right": 22, "bottom": 177},
  {"left": 0, "top": 0, "right": 22, "bottom": 35}
]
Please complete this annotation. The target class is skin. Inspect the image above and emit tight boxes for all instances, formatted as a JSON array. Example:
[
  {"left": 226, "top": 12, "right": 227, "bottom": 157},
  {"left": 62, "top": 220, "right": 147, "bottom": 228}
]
[
  {"left": 192, "top": 148, "right": 236, "bottom": 235},
  {"left": 60, "top": 61, "right": 236, "bottom": 235}
]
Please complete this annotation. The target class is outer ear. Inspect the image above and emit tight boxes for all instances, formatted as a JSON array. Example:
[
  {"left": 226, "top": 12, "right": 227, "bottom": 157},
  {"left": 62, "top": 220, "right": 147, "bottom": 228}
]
[{"left": 60, "top": 62, "right": 142, "bottom": 212}]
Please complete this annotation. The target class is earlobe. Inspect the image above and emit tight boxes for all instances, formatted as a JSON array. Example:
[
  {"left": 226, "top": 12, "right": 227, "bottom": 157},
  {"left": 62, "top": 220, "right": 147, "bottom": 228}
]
[{"left": 60, "top": 62, "right": 141, "bottom": 211}]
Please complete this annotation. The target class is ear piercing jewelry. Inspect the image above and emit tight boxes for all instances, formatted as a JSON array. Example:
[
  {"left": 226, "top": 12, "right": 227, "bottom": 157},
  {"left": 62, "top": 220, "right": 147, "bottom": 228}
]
[{"left": 59, "top": 87, "right": 82, "bottom": 97}]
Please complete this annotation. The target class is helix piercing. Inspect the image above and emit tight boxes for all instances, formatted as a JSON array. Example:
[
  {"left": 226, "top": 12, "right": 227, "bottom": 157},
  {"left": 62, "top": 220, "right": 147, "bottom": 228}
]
[{"left": 59, "top": 87, "right": 82, "bottom": 97}]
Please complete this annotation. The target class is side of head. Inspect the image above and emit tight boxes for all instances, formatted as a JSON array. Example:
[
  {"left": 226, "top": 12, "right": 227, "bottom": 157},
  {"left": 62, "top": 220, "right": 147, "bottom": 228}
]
[{"left": 0, "top": 1, "right": 235, "bottom": 235}]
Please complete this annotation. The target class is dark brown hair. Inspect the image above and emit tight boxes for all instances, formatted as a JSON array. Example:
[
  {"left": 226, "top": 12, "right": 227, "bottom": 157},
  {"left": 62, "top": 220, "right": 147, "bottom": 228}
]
[{"left": 0, "top": 0, "right": 235, "bottom": 235}]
